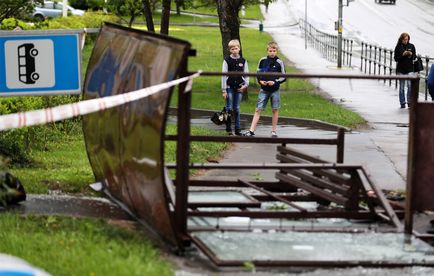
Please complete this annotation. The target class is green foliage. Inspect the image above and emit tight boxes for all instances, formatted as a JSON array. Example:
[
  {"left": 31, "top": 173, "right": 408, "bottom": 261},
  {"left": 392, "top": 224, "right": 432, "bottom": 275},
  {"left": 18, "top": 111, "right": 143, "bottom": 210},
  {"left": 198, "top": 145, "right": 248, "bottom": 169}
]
[
  {"left": 36, "top": 10, "right": 121, "bottom": 29},
  {"left": 69, "top": 0, "right": 88, "bottom": 9},
  {"left": 0, "top": 96, "right": 81, "bottom": 165},
  {"left": 106, "top": 0, "right": 142, "bottom": 16},
  {"left": 0, "top": 17, "right": 35, "bottom": 30},
  {"left": 0, "top": 0, "right": 43, "bottom": 23},
  {"left": 69, "top": 0, "right": 105, "bottom": 10},
  {"left": 243, "top": 261, "right": 256, "bottom": 272},
  {"left": 0, "top": 214, "right": 173, "bottom": 275}
]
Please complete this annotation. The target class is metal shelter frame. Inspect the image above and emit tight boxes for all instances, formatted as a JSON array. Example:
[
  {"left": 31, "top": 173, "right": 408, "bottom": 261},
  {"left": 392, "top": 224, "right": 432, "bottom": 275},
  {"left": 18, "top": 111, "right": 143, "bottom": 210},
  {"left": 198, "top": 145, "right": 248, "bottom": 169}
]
[{"left": 170, "top": 71, "right": 434, "bottom": 267}]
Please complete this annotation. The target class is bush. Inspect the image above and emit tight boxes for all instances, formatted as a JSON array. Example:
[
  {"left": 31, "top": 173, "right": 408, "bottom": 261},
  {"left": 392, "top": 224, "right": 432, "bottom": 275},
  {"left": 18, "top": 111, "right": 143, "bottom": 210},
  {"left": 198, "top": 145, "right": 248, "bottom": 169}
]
[
  {"left": 69, "top": 0, "right": 105, "bottom": 11},
  {"left": 36, "top": 11, "right": 121, "bottom": 29},
  {"left": 0, "top": 18, "right": 35, "bottom": 30},
  {"left": 0, "top": 96, "right": 81, "bottom": 166}
]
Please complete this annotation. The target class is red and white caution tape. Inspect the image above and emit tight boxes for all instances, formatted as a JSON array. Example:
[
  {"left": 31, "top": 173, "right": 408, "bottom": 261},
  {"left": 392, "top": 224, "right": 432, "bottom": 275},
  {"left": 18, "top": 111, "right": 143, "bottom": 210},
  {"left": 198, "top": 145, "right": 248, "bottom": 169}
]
[{"left": 0, "top": 71, "right": 201, "bottom": 131}]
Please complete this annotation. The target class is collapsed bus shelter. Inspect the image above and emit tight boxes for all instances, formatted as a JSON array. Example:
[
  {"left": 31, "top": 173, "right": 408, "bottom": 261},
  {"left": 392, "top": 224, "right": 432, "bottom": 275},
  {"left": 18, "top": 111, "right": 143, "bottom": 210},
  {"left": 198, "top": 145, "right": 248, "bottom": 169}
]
[{"left": 82, "top": 23, "right": 434, "bottom": 268}]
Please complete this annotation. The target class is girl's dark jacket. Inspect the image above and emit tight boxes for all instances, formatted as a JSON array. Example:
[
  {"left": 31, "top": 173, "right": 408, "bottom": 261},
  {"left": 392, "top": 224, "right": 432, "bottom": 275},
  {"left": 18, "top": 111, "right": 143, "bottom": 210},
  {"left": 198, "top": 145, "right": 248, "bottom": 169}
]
[{"left": 394, "top": 42, "right": 416, "bottom": 74}]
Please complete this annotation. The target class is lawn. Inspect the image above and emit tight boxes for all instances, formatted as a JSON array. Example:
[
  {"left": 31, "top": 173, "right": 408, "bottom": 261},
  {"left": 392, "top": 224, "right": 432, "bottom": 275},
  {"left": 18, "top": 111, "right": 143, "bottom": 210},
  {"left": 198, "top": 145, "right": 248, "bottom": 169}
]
[{"left": 0, "top": 214, "right": 173, "bottom": 275}]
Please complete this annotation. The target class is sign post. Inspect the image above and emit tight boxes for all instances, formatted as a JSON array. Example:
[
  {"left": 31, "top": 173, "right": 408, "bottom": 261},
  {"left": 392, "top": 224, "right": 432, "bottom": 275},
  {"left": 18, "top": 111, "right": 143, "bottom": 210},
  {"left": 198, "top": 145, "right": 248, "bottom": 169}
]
[
  {"left": 0, "top": 29, "right": 82, "bottom": 96},
  {"left": 337, "top": 0, "right": 343, "bottom": 68}
]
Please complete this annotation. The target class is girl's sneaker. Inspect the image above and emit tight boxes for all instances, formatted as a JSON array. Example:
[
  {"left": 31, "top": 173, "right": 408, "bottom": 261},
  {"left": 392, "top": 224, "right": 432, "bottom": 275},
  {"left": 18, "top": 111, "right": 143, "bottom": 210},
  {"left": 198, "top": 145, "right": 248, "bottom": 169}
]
[
  {"left": 243, "top": 130, "right": 255, "bottom": 136},
  {"left": 271, "top": 131, "right": 277, "bottom": 138}
]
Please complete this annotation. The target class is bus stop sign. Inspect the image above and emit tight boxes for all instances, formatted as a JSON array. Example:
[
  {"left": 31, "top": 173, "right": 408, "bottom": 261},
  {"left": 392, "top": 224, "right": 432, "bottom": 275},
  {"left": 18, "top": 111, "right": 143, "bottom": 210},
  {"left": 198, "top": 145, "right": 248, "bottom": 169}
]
[{"left": 0, "top": 30, "right": 81, "bottom": 96}]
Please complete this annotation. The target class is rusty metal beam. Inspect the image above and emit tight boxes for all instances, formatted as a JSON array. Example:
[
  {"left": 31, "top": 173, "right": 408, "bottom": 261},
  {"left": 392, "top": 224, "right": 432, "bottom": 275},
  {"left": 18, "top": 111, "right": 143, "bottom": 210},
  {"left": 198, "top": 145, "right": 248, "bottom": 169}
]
[
  {"left": 275, "top": 172, "right": 348, "bottom": 206},
  {"left": 195, "top": 71, "right": 420, "bottom": 81},
  {"left": 405, "top": 79, "right": 420, "bottom": 235},
  {"left": 337, "top": 127, "right": 345, "bottom": 163},
  {"left": 360, "top": 168, "right": 402, "bottom": 229},
  {"left": 238, "top": 179, "right": 307, "bottom": 212},
  {"left": 188, "top": 210, "right": 377, "bottom": 220},
  {"left": 189, "top": 235, "right": 434, "bottom": 268},
  {"left": 167, "top": 163, "right": 362, "bottom": 170},
  {"left": 188, "top": 202, "right": 261, "bottom": 208},
  {"left": 166, "top": 135, "right": 339, "bottom": 144},
  {"left": 174, "top": 55, "right": 192, "bottom": 248}
]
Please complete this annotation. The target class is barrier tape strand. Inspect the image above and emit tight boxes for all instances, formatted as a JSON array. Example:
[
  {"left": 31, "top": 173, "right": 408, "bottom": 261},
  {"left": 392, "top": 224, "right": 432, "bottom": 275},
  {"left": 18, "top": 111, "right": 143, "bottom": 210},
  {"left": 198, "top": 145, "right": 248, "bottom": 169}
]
[{"left": 0, "top": 71, "right": 201, "bottom": 131}]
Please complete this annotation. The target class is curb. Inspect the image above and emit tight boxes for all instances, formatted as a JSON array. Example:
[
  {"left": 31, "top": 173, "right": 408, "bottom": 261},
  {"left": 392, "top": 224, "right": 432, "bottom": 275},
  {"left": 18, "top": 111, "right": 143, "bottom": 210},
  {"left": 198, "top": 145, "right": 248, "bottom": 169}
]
[{"left": 168, "top": 107, "right": 351, "bottom": 132}]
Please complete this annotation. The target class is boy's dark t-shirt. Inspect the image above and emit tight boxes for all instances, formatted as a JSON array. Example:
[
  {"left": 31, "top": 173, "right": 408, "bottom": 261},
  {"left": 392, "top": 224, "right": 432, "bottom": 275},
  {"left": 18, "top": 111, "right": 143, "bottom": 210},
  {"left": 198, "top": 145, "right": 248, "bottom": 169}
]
[{"left": 257, "top": 56, "right": 286, "bottom": 92}]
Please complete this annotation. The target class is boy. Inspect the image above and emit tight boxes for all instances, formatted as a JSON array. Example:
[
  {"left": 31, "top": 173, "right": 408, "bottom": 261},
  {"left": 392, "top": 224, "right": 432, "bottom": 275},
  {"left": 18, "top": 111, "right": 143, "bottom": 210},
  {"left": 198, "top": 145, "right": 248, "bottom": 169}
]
[
  {"left": 221, "top": 39, "right": 249, "bottom": 136},
  {"left": 244, "top": 41, "right": 285, "bottom": 137}
]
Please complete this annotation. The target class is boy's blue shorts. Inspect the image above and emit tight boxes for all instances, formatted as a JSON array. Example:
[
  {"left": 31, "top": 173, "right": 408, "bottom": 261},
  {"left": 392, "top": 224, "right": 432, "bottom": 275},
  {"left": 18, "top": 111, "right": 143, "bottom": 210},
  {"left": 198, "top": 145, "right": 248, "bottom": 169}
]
[{"left": 256, "top": 89, "right": 280, "bottom": 110}]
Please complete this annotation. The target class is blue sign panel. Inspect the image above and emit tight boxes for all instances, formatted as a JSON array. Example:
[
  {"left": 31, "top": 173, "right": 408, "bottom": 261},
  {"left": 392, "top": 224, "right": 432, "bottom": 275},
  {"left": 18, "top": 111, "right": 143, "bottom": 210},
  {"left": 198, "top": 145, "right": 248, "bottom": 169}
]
[{"left": 0, "top": 31, "right": 81, "bottom": 96}]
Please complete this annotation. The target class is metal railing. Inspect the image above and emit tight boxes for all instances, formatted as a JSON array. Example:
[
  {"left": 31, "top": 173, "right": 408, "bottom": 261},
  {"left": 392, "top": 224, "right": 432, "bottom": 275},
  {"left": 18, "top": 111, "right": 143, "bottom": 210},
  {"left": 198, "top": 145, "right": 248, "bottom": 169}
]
[
  {"left": 299, "top": 19, "right": 353, "bottom": 67},
  {"left": 359, "top": 41, "right": 433, "bottom": 100}
]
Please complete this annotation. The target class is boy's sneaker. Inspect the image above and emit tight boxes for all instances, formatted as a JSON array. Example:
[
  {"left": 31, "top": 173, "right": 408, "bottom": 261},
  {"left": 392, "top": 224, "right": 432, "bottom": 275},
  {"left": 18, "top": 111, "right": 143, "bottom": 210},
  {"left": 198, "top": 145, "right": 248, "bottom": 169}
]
[
  {"left": 234, "top": 129, "right": 242, "bottom": 136},
  {"left": 243, "top": 130, "right": 255, "bottom": 137},
  {"left": 227, "top": 131, "right": 234, "bottom": 136},
  {"left": 271, "top": 131, "right": 278, "bottom": 138}
]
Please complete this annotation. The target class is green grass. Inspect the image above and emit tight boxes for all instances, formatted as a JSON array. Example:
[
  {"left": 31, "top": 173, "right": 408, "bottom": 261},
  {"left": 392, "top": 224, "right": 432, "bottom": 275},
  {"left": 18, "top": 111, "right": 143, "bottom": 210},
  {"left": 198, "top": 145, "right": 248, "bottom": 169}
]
[
  {"left": 165, "top": 125, "right": 228, "bottom": 164},
  {"left": 10, "top": 125, "right": 227, "bottom": 195},
  {"left": 181, "top": 2, "right": 263, "bottom": 20},
  {"left": 156, "top": 26, "right": 365, "bottom": 128},
  {"left": 124, "top": 13, "right": 220, "bottom": 25},
  {"left": 0, "top": 214, "right": 172, "bottom": 275},
  {"left": 125, "top": 4, "right": 262, "bottom": 28},
  {"left": 10, "top": 134, "right": 94, "bottom": 194}
]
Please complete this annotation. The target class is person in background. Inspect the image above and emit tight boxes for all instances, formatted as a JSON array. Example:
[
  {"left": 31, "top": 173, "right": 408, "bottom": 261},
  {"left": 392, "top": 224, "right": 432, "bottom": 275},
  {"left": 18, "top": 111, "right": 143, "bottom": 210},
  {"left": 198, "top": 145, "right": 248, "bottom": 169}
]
[
  {"left": 221, "top": 39, "right": 249, "bottom": 136},
  {"left": 244, "top": 41, "right": 285, "bottom": 138},
  {"left": 394, "top": 32, "right": 416, "bottom": 108},
  {"left": 428, "top": 64, "right": 434, "bottom": 101}
]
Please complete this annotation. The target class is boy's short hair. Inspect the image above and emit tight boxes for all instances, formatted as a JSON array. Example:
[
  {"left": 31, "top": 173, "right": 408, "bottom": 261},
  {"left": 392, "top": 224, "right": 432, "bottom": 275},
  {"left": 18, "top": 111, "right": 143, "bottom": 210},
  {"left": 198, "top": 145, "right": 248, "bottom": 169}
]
[
  {"left": 267, "top": 41, "right": 278, "bottom": 50},
  {"left": 228, "top": 39, "right": 240, "bottom": 49}
]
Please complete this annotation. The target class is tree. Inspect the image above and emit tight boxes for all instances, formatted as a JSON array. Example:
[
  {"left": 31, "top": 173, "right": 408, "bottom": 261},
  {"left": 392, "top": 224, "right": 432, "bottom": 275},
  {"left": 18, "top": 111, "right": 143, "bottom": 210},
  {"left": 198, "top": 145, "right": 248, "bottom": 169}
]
[
  {"left": 160, "top": 0, "right": 171, "bottom": 35},
  {"left": 0, "top": 0, "right": 42, "bottom": 24},
  {"left": 175, "top": 0, "right": 183, "bottom": 15},
  {"left": 106, "top": 0, "right": 143, "bottom": 27},
  {"left": 213, "top": 1, "right": 278, "bottom": 57},
  {"left": 215, "top": 0, "right": 244, "bottom": 57},
  {"left": 262, "top": 0, "right": 271, "bottom": 13},
  {"left": 142, "top": 0, "right": 155, "bottom": 32},
  {"left": 174, "top": 0, "right": 193, "bottom": 15}
]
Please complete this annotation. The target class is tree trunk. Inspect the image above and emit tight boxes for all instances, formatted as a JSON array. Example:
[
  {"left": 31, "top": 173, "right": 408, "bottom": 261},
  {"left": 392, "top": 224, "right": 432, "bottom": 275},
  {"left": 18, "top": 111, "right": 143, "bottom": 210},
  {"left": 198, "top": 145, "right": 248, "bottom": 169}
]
[
  {"left": 160, "top": 0, "right": 171, "bottom": 35},
  {"left": 142, "top": 0, "right": 155, "bottom": 32},
  {"left": 128, "top": 14, "right": 135, "bottom": 28},
  {"left": 175, "top": 0, "right": 182, "bottom": 15},
  {"left": 215, "top": 0, "right": 243, "bottom": 58}
]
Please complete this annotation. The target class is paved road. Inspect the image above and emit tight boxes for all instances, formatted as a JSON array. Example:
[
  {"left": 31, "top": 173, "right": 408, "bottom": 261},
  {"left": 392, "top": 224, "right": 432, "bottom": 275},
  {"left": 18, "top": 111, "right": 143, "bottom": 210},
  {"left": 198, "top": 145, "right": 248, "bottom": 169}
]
[{"left": 288, "top": 0, "right": 434, "bottom": 58}]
